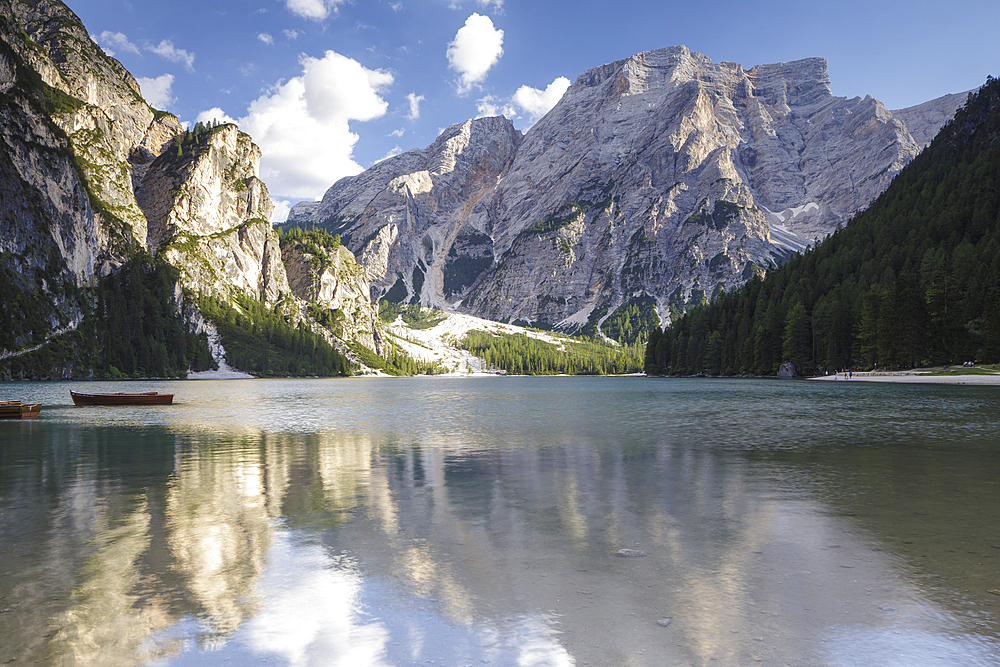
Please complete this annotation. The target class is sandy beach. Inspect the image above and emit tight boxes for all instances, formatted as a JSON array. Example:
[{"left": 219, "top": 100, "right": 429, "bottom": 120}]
[{"left": 811, "top": 368, "right": 1000, "bottom": 384}]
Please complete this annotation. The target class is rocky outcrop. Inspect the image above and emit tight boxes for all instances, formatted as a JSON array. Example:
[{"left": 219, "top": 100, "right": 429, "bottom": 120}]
[
  {"left": 0, "top": 0, "right": 184, "bottom": 356},
  {"left": 0, "top": 1, "right": 379, "bottom": 373},
  {"left": 288, "top": 116, "right": 522, "bottom": 305},
  {"left": 892, "top": 91, "right": 972, "bottom": 148},
  {"left": 1, "top": 0, "right": 183, "bottom": 277},
  {"left": 282, "top": 240, "right": 380, "bottom": 351},
  {"left": 291, "top": 46, "right": 967, "bottom": 332},
  {"left": 136, "top": 124, "right": 291, "bottom": 306}
]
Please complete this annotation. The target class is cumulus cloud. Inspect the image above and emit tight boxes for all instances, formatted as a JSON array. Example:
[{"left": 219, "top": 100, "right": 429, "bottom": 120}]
[
  {"left": 224, "top": 50, "right": 393, "bottom": 199},
  {"left": 195, "top": 107, "right": 239, "bottom": 126},
  {"left": 147, "top": 40, "right": 195, "bottom": 72},
  {"left": 476, "top": 94, "right": 515, "bottom": 119},
  {"left": 405, "top": 93, "right": 424, "bottom": 120},
  {"left": 513, "top": 76, "right": 570, "bottom": 120},
  {"left": 270, "top": 199, "right": 293, "bottom": 223},
  {"left": 258, "top": 33, "right": 274, "bottom": 45},
  {"left": 137, "top": 74, "right": 175, "bottom": 109},
  {"left": 96, "top": 31, "right": 139, "bottom": 57},
  {"left": 285, "top": 0, "right": 344, "bottom": 21},
  {"left": 447, "top": 13, "right": 503, "bottom": 95}
]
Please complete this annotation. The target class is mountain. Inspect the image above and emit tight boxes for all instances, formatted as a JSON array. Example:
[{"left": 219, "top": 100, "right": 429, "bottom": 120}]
[
  {"left": 290, "top": 46, "right": 966, "bottom": 337},
  {"left": 0, "top": 0, "right": 375, "bottom": 378},
  {"left": 0, "top": 1, "right": 973, "bottom": 379},
  {"left": 645, "top": 76, "right": 1000, "bottom": 376}
]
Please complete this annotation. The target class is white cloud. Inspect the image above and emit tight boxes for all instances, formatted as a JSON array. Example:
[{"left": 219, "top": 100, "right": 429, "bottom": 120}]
[
  {"left": 137, "top": 74, "right": 175, "bottom": 110},
  {"left": 448, "top": 0, "right": 504, "bottom": 11},
  {"left": 147, "top": 40, "right": 195, "bottom": 72},
  {"left": 195, "top": 107, "right": 239, "bottom": 126},
  {"left": 375, "top": 146, "right": 404, "bottom": 163},
  {"left": 270, "top": 199, "right": 293, "bottom": 223},
  {"left": 258, "top": 33, "right": 274, "bottom": 45},
  {"left": 285, "top": 0, "right": 344, "bottom": 21},
  {"left": 283, "top": 29, "right": 300, "bottom": 40},
  {"left": 476, "top": 94, "right": 515, "bottom": 119},
  {"left": 96, "top": 31, "right": 139, "bottom": 57},
  {"left": 390, "top": 128, "right": 405, "bottom": 138},
  {"left": 405, "top": 92, "right": 424, "bottom": 120},
  {"left": 513, "top": 76, "right": 570, "bottom": 120},
  {"left": 447, "top": 13, "right": 503, "bottom": 95},
  {"left": 235, "top": 50, "right": 393, "bottom": 199}
]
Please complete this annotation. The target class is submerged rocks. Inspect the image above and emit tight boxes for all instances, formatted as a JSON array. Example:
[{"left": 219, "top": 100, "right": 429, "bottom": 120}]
[{"left": 616, "top": 548, "right": 647, "bottom": 558}]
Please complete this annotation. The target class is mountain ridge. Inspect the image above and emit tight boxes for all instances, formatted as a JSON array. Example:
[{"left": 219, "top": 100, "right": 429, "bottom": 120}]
[{"left": 289, "top": 45, "right": 967, "bottom": 337}]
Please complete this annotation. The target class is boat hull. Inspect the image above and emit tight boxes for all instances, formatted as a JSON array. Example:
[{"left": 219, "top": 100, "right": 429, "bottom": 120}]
[
  {"left": 0, "top": 402, "right": 41, "bottom": 419},
  {"left": 70, "top": 391, "right": 173, "bottom": 405}
]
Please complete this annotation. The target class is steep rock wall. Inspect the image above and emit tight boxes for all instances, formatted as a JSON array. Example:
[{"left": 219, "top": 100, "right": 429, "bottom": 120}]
[
  {"left": 291, "top": 45, "right": 967, "bottom": 330},
  {"left": 137, "top": 124, "right": 290, "bottom": 306}
]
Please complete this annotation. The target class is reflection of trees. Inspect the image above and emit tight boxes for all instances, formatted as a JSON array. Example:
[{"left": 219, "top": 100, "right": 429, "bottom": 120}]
[
  {"left": 0, "top": 429, "right": 179, "bottom": 666},
  {"left": 7, "top": 398, "right": 979, "bottom": 667}
]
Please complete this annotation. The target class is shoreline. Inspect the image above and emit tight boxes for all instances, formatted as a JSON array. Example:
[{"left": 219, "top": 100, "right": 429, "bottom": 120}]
[{"left": 810, "top": 368, "right": 1000, "bottom": 385}]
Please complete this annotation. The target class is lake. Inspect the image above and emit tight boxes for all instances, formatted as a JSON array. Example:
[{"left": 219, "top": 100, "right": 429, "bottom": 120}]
[{"left": 0, "top": 377, "right": 998, "bottom": 666}]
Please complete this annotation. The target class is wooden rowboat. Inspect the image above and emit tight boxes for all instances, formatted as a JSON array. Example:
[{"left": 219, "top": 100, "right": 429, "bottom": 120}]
[
  {"left": 70, "top": 391, "right": 173, "bottom": 405},
  {"left": 0, "top": 401, "right": 42, "bottom": 419}
]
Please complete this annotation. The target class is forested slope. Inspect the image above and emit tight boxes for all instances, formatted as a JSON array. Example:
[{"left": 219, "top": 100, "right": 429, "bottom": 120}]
[{"left": 646, "top": 76, "right": 1000, "bottom": 376}]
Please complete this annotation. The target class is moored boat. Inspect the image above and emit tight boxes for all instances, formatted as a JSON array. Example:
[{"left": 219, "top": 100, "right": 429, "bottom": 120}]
[
  {"left": 70, "top": 391, "right": 174, "bottom": 405},
  {"left": 0, "top": 401, "right": 42, "bottom": 419}
]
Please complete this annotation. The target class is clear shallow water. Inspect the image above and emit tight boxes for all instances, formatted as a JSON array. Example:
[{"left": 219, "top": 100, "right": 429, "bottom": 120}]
[{"left": 0, "top": 377, "right": 998, "bottom": 666}]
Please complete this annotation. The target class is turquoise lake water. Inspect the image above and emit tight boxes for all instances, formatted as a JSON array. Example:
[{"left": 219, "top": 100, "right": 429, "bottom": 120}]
[{"left": 1, "top": 376, "right": 998, "bottom": 666}]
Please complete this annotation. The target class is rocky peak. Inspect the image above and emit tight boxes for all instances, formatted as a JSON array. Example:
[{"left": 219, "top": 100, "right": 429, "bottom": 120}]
[
  {"left": 287, "top": 115, "right": 521, "bottom": 306},
  {"left": 136, "top": 123, "right": 288, "bottom": 305},
  {"left": 139, "top": 124, "right": 271, "bottom": 247},
  {"left": 746, "top": 57, "right": 831, "bottom": 108},
  {"left": 1, "top": 0, "right": 184, "bottom": 275},
  {"left": 294, "top": 45, "right": 967, "bottom": 333}
]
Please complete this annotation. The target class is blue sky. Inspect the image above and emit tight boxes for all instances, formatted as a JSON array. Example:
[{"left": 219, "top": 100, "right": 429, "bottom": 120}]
[{"left": 73, "top": 0, "right": 997, "bottom": 220}]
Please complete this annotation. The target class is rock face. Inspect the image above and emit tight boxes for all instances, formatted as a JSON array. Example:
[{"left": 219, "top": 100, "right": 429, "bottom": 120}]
[
  {"left": 137, "top": 124, "right": 290, "bottom": 306},
  {"left": 892, "top": 90, "right": 972, "bottom": 148},
  {"left": 0, "top": 0, "right": 184, "bottom": 355},
  {"left": 282, "top": 240, "right": 380, "bottom": 351},
  {"left": 0, "top": 0, "right": 379, "bottom": 371},
  {"left": 290, "top": 46, "right": 966, "bottom": 331},
  {"left": 1, "top": 0, "right": 183, "bottom": 276},
  {"left": 288, "top": 117, "right": 522, "bottom": 306}
]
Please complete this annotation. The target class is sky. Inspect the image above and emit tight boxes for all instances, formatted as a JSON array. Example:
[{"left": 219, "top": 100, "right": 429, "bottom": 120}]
[{"left": 71, "top": 0, "right": 998, "bottom": 221}]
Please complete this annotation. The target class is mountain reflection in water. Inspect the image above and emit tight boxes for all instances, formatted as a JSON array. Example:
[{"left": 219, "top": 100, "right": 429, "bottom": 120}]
[{"left": 0, "top": 377, "right": 997, "bottom": 666}]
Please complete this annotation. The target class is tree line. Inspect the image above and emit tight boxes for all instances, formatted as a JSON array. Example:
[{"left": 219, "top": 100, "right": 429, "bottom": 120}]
[
  {"left": 197, "top": 294, "right": 350, "bottom": 377},
  {"left": 1, "top": 260, "right": 214, "bottom": 379},
  {"left": 646, "top": 76, "right": 1000, "bottom": 376},
  {"left": 461, "top": 330, "right": 644, "bottom": 375}
]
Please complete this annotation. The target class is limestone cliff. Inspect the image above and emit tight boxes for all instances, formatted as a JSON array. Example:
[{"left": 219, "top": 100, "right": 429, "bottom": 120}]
[
  {"left": 0, "top": 0, "right": 378, "bottom": 375},
  {"left": 290, "top": 46, "right": 966, "bottom": 332},
  {"left": 137, "top": 124, "right": 290, "bottom": 306},
  {"left": 892, "top": 90, "right": 972, "bottom": 148},
  {"left": 287, "top": 116, "right": 522, "bottom": 307},
  {"left": 281, "top": 238, "right": 380, "bottom": 352},
  {"left": 0, "top": 0, "right": 184, "bottom": 359}
]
